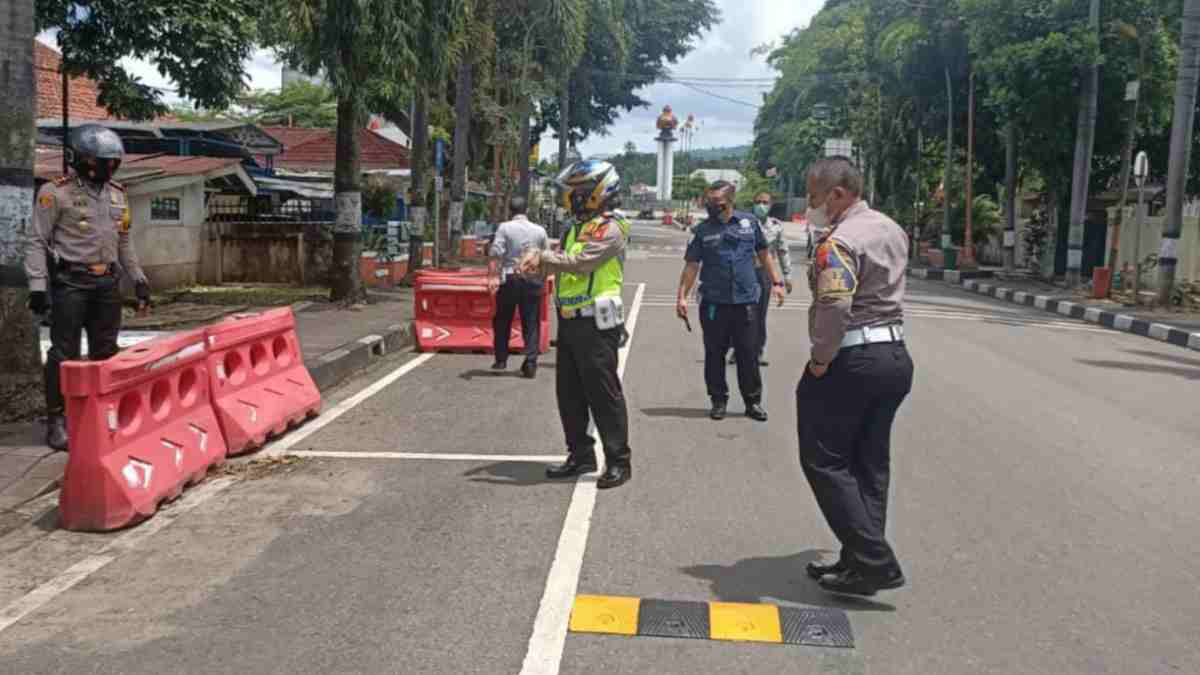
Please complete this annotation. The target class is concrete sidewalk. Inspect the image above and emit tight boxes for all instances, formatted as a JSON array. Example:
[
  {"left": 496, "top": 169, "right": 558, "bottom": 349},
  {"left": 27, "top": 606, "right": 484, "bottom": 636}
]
[{"left": 0, "top": 289, "right": 415, "bottom": 532}]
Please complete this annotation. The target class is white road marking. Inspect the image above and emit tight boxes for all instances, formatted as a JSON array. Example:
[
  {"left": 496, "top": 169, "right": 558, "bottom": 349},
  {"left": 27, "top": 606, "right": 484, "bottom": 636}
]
[
  {"left": 519, "top": 282, "right": 645, "bottom": 675},
  {"left": 0, "top": 477, "right": 236, "bottom": 634},
  {"left": 293, "top": 451, "right": 565, "bottom": 462},
  {"left": 0, "top": 352, "right": 437, "bottom": 635},
  {"left": 260, "top": 353, "right": 437, "bottom": 458}
]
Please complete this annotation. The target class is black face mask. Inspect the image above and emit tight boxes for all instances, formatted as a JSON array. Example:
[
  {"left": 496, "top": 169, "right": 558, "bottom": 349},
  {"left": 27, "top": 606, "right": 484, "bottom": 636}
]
[
  {"left": 706, "top": 203, "right": 724, "bottom": 221},
  {"left": 76, "top": 158, "right": 119, "bottom": 185}
]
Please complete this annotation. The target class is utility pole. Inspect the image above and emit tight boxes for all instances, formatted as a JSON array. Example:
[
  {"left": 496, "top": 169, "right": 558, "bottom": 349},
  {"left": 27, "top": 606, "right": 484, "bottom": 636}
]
[
  {"left": 964, "top": 68, "right": 975, "bottom": 265},
  {"left": 1109, "top": 67, "right": 1144, "bottom": 295},
  {"left": 1066, "top": 0, "right": 1101, "bottom": 288},
  {"left": 1132, "top": 151, "right": 1149, "bottom": 306},
  {"left": 1158, "top": 0, "right": 1200, "bottom": 304},
  {"left": 0, "top": 1, "right": 43, "bottom": 385},
  {"left": 1004, "top": 123, "right": 1017, "bottom": 273}
]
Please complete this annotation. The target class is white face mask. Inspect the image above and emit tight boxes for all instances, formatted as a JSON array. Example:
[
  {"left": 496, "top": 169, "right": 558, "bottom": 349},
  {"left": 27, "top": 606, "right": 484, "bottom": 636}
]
[{"left": 806, "top": 204, "right": 829, "bottom": 229}]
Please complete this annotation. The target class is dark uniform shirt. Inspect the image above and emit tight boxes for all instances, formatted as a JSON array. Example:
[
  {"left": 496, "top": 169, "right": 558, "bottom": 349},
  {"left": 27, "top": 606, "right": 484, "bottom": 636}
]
[
  {"left": 807, "top": 200, "right": 908, "bottom": 364},
  {"left": 24, "top": 175, "right": 146, "bottom": 292},
  {"left": 685, "top": 210, "right": 768, "bottom": 305}
]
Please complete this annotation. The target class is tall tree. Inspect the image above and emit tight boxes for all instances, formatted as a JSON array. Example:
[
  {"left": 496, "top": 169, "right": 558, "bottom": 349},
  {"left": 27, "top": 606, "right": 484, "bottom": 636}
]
[
  {"left": 1158, "top": 0, "right": 1200, "bottom": 303},
  {"left": 36, "top": 0, "right": 262, "bottom": 120},
  {"left": 0, "top": 0, "right": 42, "bottom": 404},
  {"left": 264, "top": 0, "right": 419, "bottom": 302},
  {"left": 1066, "top": 0, "right": 1102, "bottom": 287}
]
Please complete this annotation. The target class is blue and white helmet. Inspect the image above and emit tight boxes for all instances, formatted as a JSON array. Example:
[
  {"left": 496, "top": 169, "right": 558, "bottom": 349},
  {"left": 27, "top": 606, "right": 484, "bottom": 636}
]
[{"left": 555, "top": 160, "right": 622, "bottom": 217}]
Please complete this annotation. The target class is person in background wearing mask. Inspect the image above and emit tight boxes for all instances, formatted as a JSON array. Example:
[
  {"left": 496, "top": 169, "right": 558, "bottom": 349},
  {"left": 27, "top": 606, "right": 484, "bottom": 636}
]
[
  {"left": 677, "top": 181, "right": 785, "bottom": 422},
  {"left": 797, "top": 156, "right": 914, "bottom": 597},
  {"left": 744, "top": 191, "right": 793, "bottom": 366},
  {"left": 24, "top": 124, "right": 150, "bottom": 452}
]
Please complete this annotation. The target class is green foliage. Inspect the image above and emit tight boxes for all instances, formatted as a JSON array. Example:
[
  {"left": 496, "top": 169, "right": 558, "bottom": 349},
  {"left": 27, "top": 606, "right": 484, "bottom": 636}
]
[
  {"left": 36, "top": 0, "right": 262, "bottom": 120},
  {"left": 172, "top": 81, "right": 339, "bottom": 128},
  {"left": 362, "top": 178, "right": 398, "bottom": 219}
]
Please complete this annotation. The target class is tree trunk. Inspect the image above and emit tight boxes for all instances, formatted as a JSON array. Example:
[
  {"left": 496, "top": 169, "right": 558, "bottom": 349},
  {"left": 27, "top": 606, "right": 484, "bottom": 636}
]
[
  {"left": 518, "top": 97, "right": 533, "bottom": 200},
  {"left": 0, "top": 1, "right": 42, "bottom": 400},
  {"left": 964, "top": 68, "right": 975, "bottom": 263},
  {"left": 1066, "top": 0, "right": 1101, "bottom": 288},
  {"left": 1004, "top": 122, "right": 1018, "bottom": 273},
  {"left": 1110, "top": 37, "right": 1146, "bottom": 288},
  {"left": 557, "top": 78, "right": 570, "bottom": 169},
  {"left": 1158, "top": 0, "right": 1200, "bottom": 304},
  {"left": 331, "top": 94, "right": 365, "bottom": 303},
  {"left": 449, "top": 58, "right": 473, "bottom": 257},
  {"left": 942, "top": 64, "right": 953, "bottom": 249},
  {"left": 407, "top": 91, "right": 429, "bottom": 278}
]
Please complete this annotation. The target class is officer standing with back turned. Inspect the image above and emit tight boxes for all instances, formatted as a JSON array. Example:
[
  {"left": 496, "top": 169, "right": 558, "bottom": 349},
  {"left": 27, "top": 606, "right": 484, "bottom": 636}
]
[
  {"left": 518, "top": 160, "right": 633, "bottom": 490},
  {"left": 676, "top": 181, "right": 786, "bottom": 421},
  {"left": 796, "top": 156, "right": 914, "bottom": 597},
  {"left": 25, "top": 124, "right": 150, "bottom": 451}
]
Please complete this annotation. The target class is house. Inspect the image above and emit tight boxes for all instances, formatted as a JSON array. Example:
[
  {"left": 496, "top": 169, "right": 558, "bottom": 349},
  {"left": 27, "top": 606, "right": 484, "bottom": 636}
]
[
  {"left": 260, "top": 126, "right": 411, "bottom": 174},
  {"left": 34, "top": 40, "right": 112, "bottom": 121},
  {"left": 34, "top": 150, "right": 258, "bottom": 289}
]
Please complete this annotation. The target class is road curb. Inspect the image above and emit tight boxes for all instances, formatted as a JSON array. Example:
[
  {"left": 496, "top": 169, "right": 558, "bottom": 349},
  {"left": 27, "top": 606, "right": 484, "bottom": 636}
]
[
  {"left": 960, "top": 280, "right": 1200, "bottom": 352},
  {"left": 305, "top": 323, "right": 414, "bottom": 392},
  {"left": 907, "top": 267, "right": 996, "bottom": 283}
]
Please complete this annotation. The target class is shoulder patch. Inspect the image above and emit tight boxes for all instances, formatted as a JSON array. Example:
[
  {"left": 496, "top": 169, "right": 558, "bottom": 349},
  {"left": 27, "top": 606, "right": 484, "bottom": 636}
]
[
  {"left": 38, "top": 191, "right": 55, "bottom": 209},
  {"left": 814, "top": 241, "right": 857, "bottom": 299}
]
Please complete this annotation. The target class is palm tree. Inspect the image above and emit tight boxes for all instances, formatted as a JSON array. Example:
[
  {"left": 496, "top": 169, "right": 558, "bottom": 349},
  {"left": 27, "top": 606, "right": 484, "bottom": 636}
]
[{"left": 1158, "top": 0, "right": 1200, "bottom": 304}]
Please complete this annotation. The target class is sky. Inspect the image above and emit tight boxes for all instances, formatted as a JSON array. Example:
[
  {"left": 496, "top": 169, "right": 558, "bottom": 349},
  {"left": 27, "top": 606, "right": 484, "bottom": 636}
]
[{"left": 38, "top": 0, "right": 824, "bottom": 155}]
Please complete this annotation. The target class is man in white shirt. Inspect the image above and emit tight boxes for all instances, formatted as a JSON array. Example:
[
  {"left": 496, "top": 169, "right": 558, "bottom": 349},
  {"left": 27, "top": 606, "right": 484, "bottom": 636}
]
[{"left": 488, "top": 196, "right": 549, "bottom": 378}]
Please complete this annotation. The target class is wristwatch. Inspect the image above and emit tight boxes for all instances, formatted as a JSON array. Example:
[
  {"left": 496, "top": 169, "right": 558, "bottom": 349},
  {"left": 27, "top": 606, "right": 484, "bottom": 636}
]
[{"left": 773, "top": 281, "right": 785, "bottom": 288}]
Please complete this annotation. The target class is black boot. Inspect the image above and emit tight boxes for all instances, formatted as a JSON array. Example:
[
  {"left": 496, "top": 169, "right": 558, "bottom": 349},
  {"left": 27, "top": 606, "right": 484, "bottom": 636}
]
[
  {"left": 818, "top": 568, "right": 906, "bottom": 597},
  {"left": 597, "top": 464, "right": 631, "bottom": 489},
  {"left": 710, "top": 400, "right": 728, "bottom": 420},
  {"left": 805, "top": 558, "right": 847, "bottom": 580},
  {"left": 745, "top": 403, "right": 768, "bottom": 422},
  {"left": 546, "top": 454, "right": 597, "bottom": 479},
  {"left": 46, "top": 415, "right": 68, "bottom": 452}
]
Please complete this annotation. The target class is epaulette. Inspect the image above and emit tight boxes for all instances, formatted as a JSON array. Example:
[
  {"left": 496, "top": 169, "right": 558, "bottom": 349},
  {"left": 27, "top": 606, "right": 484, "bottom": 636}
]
[{"left": 109, "top": 180, "right": 125, "bottom": 192}]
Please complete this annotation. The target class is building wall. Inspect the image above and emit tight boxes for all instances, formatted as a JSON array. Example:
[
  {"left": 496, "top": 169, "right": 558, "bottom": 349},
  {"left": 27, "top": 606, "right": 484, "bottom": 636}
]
[
  {"left": 127, "top": 182, "right": 207, "bottom": 290},
  {"left": 1105, "top": 205, "right": 1200, "bottom": 287}
]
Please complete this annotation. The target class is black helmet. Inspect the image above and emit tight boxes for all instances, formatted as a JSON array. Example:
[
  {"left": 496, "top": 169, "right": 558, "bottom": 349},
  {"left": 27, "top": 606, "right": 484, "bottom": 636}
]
[
  {"left": 68, "top": 124, "right": 125, "bottom": 184},
  {"left": 554, "top": 160, "right": 621, "bottom": 218}
]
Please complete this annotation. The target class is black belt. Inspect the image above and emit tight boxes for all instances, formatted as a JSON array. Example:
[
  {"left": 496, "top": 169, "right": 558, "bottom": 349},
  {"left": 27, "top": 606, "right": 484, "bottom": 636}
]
[{"left": 58, "top": 261, "right": 115, "bottom": 277}]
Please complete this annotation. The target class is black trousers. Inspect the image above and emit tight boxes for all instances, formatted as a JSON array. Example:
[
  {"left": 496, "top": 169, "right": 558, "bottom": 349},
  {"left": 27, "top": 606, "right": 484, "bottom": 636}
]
[
  {"left": 493, "top": 277, "right": 543, "bottom": 365},
  {"left": 700, "top": 301, "right": 761, "bottom": 405},
  {"left": 756, "top": 267, "right": 771, "bottom": 357},
  {"left": 46, "top": 274, "right": 124, "bottom": 414},
  {"left": 556, "top": 316, "right": 631, "bottom": 467},
  {"left": 796, "top": 340, "right": 914, "bottom": 578}
]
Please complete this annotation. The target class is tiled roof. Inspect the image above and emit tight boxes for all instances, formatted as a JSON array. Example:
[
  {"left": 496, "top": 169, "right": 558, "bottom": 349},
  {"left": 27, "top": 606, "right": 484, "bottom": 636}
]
[
  {"left": 35, "top": 150, "right": 243, "bottom": 183},
  {"left": 260, "top": 126, "right": 410, "bottom": 172},
  {"left": 35, "top": 40, "right": 112, "bottom": 121}
]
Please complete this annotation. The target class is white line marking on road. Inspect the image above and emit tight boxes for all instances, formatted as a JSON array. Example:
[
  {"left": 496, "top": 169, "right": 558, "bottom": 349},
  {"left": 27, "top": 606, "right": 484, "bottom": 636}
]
[
  {"left": 519, "top": 282, "right": 645, "bottom": 675},
  {"left": 293, "top": 451, "right": 565, "bottom": 462},
  {"left": 0, "top": 352, "right": 437, "bottom": 635},
  {"left": 0, "top": 477, "right": 235, "bottom": 634},
  {"left": 261, "top": 353, "right": 437, "bottom": 458}
]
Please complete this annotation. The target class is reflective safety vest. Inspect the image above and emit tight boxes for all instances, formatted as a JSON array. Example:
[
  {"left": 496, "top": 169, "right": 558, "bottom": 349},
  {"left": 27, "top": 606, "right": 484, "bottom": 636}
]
[{"left": 556, "top": 213, "right": 630, "bottom": 313}]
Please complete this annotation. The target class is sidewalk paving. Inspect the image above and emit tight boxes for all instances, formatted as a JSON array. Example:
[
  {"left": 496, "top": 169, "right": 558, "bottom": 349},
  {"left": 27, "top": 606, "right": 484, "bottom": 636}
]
[
  {"left": 0, "top": 288, "right": 415, "bottom": 533},
  {"left": 919, "top": 270, "right": 1200, "bottom": 351}
]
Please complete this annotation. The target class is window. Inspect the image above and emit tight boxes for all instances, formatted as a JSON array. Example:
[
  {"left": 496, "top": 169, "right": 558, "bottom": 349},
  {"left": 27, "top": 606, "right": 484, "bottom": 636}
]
[{"left": 151, "top": 196, "right": 181, "bottom": 222}]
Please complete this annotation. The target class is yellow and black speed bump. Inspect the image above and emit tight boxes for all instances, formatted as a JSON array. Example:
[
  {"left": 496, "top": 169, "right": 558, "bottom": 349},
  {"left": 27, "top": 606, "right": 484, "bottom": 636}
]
[{"left": 569, "top": 595, "right": 854, "bottom": 648}]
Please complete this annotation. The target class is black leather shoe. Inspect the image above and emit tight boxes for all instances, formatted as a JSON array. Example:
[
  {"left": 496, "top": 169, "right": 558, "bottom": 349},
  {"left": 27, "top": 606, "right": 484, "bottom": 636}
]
[
  {"left": 46, "top": 415, "right": 68, "bottom": 452},
  {"left": 710, "top": 401, "right": 727, "bottom": 420},
  {"left": 597, "top": 464, "right": 631, "bottom": 489},
  {"left": 521, "top": 362, "right": 537, "bottom": 379},
  {"left": 806, "top": 559, "right": 847, "bottom": 580},
  {"left": 817, "top": 569, "right": 906, "bottom": 597},
  {"left": 546, "top": 456, "right": 597, "bottom": 479},
  {"left": 746, "top": 403, "right": 768, "bottom": 422},
  {"left": 491, "top": 360, "right": 507, "bottom": 372}
]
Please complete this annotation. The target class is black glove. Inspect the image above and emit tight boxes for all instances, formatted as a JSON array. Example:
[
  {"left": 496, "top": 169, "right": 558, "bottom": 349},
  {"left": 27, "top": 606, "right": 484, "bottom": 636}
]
[
  {"left": 135, "top": 281, "right": 151, "bottom": 309},
  {"left": 28, "top": 290, "right": 49, "bottom": 315}
]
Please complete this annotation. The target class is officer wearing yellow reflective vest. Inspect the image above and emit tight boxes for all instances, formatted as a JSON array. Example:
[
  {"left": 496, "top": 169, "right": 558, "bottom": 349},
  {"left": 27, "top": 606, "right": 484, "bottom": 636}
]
[{"left": 517, "top": 160, "right": 632, "bottom": 490}]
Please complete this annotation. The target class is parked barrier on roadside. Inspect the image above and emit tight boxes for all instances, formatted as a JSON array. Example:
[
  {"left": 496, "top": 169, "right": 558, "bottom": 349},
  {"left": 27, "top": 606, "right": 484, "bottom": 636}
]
[
  {"left": 204, "top": 308, "right": 322, "bottom": 456},
  {"left": 59, "top": 329, "right": 228, "bottom": 532},
  {"left": 414, "top": 269, "right": 552, "bottom": 353}
]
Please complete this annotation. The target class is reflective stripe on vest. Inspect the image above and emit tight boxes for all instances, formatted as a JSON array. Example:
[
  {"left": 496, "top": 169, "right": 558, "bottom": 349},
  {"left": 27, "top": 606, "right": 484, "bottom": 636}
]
[{"left": 556, "top": 214, "right": 629, "bottom": 312}]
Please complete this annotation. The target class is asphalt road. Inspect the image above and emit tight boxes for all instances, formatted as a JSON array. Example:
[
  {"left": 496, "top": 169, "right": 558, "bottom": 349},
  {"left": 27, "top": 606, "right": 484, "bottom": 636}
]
[{"left": 1, "top": 240, "right": 1198, "bottom": 674}]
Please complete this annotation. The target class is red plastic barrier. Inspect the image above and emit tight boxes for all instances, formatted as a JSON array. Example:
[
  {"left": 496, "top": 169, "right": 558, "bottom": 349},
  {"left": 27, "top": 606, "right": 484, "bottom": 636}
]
[
  {"left": 59, "top": 329, "right": 228, "bottom": 532},
  {"left": 204, "top": 308, "right": 322, "bottom": 456},
  {"left": 414, "top": 269, "right": 552, "bottom": 353}
]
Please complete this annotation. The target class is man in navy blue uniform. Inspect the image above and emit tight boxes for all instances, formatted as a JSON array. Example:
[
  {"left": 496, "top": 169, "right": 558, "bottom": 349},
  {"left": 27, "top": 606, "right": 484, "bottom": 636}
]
[{"left": 676, "top": 181, "right": 786, "bottom": 421}]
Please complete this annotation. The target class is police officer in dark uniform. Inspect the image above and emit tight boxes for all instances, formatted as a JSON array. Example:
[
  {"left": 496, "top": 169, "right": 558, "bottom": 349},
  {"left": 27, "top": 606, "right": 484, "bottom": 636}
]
[
  {"left": 796, "top": 156, "right": 914, "bottom": 597},
  {"left": 676, "top": 181, "right": 785, "bottom": 421},
  {"left": 24, "top": 124, "right": 150, "bottom": 451}
]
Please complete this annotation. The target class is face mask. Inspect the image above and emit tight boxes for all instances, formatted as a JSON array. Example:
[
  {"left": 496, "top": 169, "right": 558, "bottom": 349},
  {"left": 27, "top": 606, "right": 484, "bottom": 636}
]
[
  {"left": 752, "top": 204, "right": 770, "bottom": 219},
  {"left": 806, "top": 204, "right": 828, "bottom": 229},
  {"left": 705, "top": 202, "right": 724, "bottom": 221}
]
